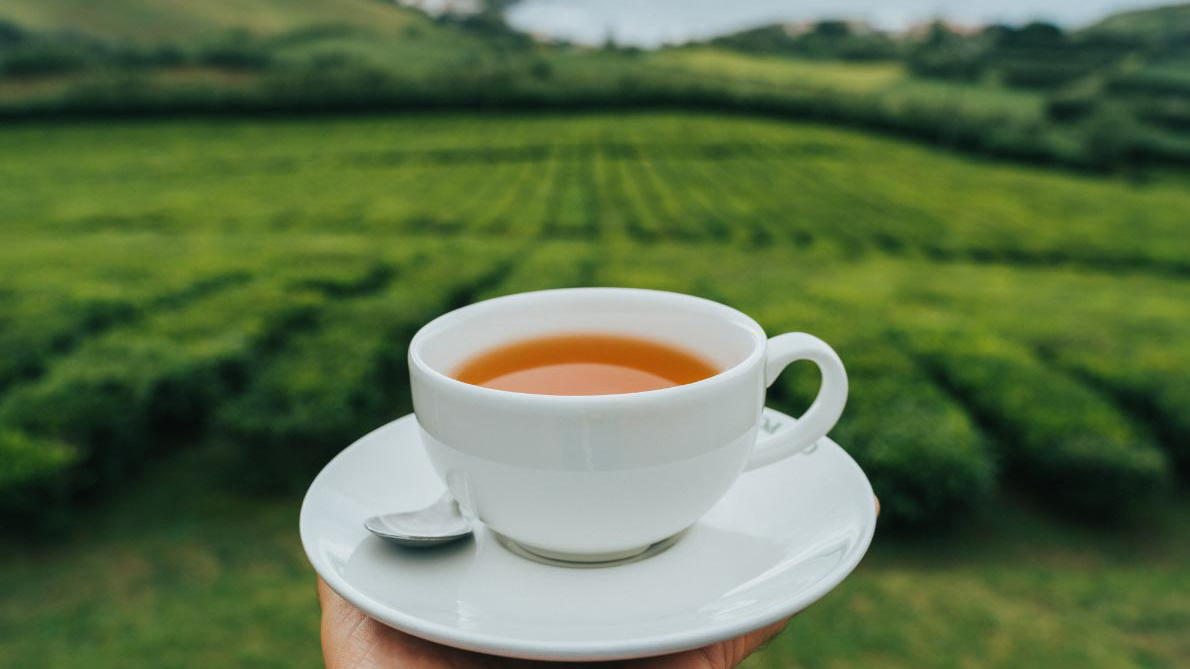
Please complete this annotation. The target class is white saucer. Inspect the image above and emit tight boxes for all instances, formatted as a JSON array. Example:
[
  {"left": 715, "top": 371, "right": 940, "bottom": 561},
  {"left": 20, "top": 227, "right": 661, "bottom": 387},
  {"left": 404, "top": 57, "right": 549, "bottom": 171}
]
[{"left": 300, "top": 409, "right": 876, "bottom": 662}]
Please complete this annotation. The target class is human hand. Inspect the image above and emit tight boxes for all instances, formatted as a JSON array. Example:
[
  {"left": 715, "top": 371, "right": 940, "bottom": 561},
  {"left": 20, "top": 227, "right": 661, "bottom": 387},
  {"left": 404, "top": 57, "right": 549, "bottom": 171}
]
[{"left": 318, "top": 578, "right": 788, "bottom": 669}]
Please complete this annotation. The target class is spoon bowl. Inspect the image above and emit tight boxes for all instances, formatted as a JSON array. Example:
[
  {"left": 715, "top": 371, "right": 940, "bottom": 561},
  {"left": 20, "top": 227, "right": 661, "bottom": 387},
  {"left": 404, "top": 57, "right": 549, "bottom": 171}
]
[{"left": 364, "top": 491, "right": 473, "bottom": 547}]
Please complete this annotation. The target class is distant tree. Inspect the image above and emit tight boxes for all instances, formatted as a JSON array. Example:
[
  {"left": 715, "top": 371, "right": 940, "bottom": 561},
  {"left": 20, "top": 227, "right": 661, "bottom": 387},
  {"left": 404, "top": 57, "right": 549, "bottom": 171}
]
[
  {"left": 1079, "top": 101, "right": 1141, "bottom": 169},
  {"left": 529, "top": 56, "right": 552, "bottom": 79},
  {"left": 710, "top": 25, "right": 794, "bottom": 54},
  {"left": 992, "top": 21, "right": 1065, "bottom": 48},
  {"left": 450, "top": 0, "right": 532, "bottom": 47},
  {"left": 1018, "top": 21, "right": 1064, "bottom": 44},
  {"left": 197, "top": 30, "right": 271, "bottom": 70},
  {"left": 0, "top": 19, "right": 25, "bottom": 47},
  {"left": 813, "top": 20, "right": 850, "bottom": 38},
  {"left": 602, "top": 28, "right": 617, "bottom": 51},
  {"left": 979, "top": 24, "right": 1012, "bottom": 44},
  {"left": 907, "top": 21, "right": 986, "bottom": 80}
]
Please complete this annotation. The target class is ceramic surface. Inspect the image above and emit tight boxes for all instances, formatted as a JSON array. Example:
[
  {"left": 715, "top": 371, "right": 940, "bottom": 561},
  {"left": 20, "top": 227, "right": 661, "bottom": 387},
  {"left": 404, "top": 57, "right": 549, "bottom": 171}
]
[
  {"left": 408, "top": 287, "right": 848, "bottom": 557},
  {"left": 301, "top": 409, "right": 876, "bottom": 662}
]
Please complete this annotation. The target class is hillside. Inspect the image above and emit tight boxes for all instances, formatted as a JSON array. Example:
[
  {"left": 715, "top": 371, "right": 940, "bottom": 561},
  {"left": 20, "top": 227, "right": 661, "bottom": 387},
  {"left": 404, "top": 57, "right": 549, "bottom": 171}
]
[
  {"left": 1080, "top": 2, "right": 1190, "bottom": 41},
  {"left": 1, "top": 1, "right": 1187, "bottom": 170},
  {"left": 0, "top": 0, "right": 424, "bottom": 40}
]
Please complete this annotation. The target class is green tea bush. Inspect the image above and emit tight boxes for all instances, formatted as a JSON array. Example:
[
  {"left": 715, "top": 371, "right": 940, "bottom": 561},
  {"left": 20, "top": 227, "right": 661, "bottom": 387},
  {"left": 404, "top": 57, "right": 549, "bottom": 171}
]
[
  {"left": 902, "top": 329, "right": 1170, "bottom": 517},
  {"left": 1105, "top": 62, "right": 1190, "bottom": 97},
  {"left": 1045, "top": 343, "right": 1190, "bottom": 473},
  {"left": 215, "top": 289, "right": 437, "bottom": 492},
  {"left": 710, "top": 22, "right": 900, "bottom": 61},
  {"left": 1, "top": 113, "right": 1185, "bottom": 531},
  {"left": 196, "top": 31, "right": 272, "bottom": 70},
  {"left": 0, "top": 430, "right": 77, "bottom": 527},
  {"left": 213, "top": 301, "right": 412, "bottom": 491},
  {"left": 0, "top": 296, "right": 134, "bottom": 392},
  {"left": 906, "top": 22, "right": 986, "bottom": 81},
  {"left": 0, "top": 19, "right": 24, "bottom": 46},
  {"left": 771, "top": 336, "right": 996, "bottom": 528},
  {"left": 215, "top": 250, "right": 514, "bottom": 491},
  {"left": 0, "top": 272, "right": 250, "bottom": 396},
  {"left": 1126, "top": 124, "right": 1190, "bottom": 168},
  {"left": 476, "top": 242, "right": 598, "bottom": 300},
  {"left": 0, "top": 282, "right": 326, "bottom": 512},
  {"left": 1, "top": 39, "right": 93, "bottom": 76},
  {"left": 1046, "top": 83, "right": 1100, "bottom": 122},
  {"left": 109, "top": 43, "right": 189, "bottom": 69},
  {"left": 1077, "top": 102, "right": 1143, "bottom": 169},
  {"left": 1121, "top": 86, "right": 1190, "bottom": 133},
  {"left": 994, "top": 57, "right": 1100, "bottom": 88}
]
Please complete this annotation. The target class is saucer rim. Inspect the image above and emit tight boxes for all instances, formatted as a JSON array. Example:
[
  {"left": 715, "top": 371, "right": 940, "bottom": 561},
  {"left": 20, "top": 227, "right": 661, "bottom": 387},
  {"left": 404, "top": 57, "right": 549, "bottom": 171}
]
[{"left": 300, "top": 410, "right": 877, "bottom": 662}]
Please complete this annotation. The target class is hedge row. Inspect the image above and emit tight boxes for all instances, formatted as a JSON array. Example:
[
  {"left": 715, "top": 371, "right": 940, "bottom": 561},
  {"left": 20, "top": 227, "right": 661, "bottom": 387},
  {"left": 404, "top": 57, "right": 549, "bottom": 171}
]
[
  {"left": 0, "top": 282, "right": 324, "bottom": 520},
  {"left": 861, "top": 259, "right": 1189, "bottom": 475},
  {"left": 0, "top": 430, "right": 77, "bottom": 524},
  {"left": 7, "top": 57, "right": 1188, "bottom": 171},
  {"left": 1041, "top": 342, "right": 1190, "bottom": 473},
  {"left": 599, "top": 245, "right": 1180, "bottom": 527},
  {"left": 215, "top": 245, "right": 519, "bottom": 492},
  {"left": 0, "top": 256, "right": 419, "bottom": 524},
  {"left": 770, "top": 333, "right": 996, "bottom": 528},
  {"left": 0, "top": 295, "right": 134, "bottom": 393},
  {"left": 0, "top": 272, "right": 250, "bottom": 395},
  {"left": 475, "top": 241, "right": 599, "bottom": 301},
  {"left": 900, "top": 328, "right": 1170, "bottom": 517},
  {"left": 638, "top": 260, "right": 999, "bottom": 529},
  {"left": 0, "top": 239, "right": 401, "bottom": 400}
]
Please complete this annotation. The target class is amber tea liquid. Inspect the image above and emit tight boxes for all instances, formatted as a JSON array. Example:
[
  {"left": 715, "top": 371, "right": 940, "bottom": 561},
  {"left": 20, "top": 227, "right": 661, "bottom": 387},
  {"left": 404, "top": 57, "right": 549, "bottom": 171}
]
[{"left": 452, "top": 333, "right": 719, "bottom": 396}]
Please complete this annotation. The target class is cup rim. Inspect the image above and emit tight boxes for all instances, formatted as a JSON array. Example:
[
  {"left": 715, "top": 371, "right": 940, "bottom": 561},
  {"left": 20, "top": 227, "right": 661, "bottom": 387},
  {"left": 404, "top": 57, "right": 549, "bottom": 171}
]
[{"left": 408, "top": 287, "right": 767, "bottom": 404}]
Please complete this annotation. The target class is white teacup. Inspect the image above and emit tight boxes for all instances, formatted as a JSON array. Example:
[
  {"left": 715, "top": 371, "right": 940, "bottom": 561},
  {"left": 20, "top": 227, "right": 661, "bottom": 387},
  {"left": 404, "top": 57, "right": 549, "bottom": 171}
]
[{"left": 409, "top": 288, "right": 847, "bottom": 563}]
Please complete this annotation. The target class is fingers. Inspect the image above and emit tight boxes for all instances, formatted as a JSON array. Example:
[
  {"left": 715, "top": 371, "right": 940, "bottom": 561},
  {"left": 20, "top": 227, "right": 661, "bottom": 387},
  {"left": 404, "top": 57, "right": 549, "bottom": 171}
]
[
  {"left": 319, "top": 578, "right": 376, "bottom": 669},
  {"left": 715, "top": 616, "right": 792, "bottom": 668},
  {"left": 319, "top": 576, "right": 511, "bottom": 669},
  {"left": 623, "top": 616, "right": 791, "bottom": 669}
]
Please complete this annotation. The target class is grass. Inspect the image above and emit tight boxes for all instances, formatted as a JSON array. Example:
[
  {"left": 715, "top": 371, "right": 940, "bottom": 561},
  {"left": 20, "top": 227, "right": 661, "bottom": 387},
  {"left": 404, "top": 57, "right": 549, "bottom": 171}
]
[
  {"left": 1, "top": 444, "right": 1186, "bottom": 668},
  {"left": 758, "top": 492, "right": 1190, "bottom": 668},
  {"left": 0, "top": 448, "right": 322, "bottom": 669}
]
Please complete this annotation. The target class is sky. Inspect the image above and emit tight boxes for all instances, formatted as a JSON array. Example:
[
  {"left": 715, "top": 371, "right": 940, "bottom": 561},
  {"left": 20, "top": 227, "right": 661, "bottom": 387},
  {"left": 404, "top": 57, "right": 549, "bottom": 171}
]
[{"left": 505, "top": 0, "right": 1170, "bottom": 47}]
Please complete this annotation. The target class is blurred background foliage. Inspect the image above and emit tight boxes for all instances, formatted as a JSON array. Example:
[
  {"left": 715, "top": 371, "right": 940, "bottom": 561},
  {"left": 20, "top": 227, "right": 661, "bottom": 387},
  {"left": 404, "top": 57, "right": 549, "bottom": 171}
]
[
  {"left": 0, "top": 1, "right": 1188, "bottom": 169},
  {"left": 0, "top": 1, "right": 1188, "bottom": 668}
]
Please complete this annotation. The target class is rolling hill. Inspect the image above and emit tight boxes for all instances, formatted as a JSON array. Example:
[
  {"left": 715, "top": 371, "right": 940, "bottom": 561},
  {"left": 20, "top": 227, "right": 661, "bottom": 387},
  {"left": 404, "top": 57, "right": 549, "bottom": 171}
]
[
  {"left": 1080, "top": 2, "right": 1190, "bottom": 41},
  {"left": 0, "top": 0, "right": 424, "bottom": 40}
]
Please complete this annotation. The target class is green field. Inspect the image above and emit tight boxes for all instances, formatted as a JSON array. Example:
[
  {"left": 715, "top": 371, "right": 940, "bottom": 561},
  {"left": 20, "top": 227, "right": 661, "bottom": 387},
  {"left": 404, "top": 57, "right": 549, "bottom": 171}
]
[
  {"left": 3, "top": 447, "right": 1187, "bottom": 668},
  {"left": 648, "top": 49, "right": 906, "bottom": 93},
  {"left": 648, "top": 47, "right": 1048, "bottom": 122},
  {"left": 1, "top": 112, "right": 1188, "bottom": 667},
  {"left": 4, "top": 0, "right": 1189, "bottom": 171},
  {"left": 0, "top": 0, "right": 422, "bottom": 40}
]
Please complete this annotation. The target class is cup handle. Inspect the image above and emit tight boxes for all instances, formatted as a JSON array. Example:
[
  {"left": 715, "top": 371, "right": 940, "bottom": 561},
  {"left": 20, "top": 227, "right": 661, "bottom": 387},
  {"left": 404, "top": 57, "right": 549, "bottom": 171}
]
[{"left": 745, "top": 333, "right": 848, "bottom": 471}]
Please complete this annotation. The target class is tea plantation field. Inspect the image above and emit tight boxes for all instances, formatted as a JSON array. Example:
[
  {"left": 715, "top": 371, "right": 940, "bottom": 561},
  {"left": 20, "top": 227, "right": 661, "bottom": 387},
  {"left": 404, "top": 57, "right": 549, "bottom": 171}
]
[
  {"left": 1, "top": 112, "right": 1188, "bottom": 667},
  {"left": 3, "top": 111, "right": 1187, "bottom": 525}
]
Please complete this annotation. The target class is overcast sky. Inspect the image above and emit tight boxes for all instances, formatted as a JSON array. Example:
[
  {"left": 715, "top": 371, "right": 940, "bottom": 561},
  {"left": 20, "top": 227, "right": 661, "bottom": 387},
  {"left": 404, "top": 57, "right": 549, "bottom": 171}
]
[{"left": 506, "top": 0, "right": 1169, "bottom": 47}]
